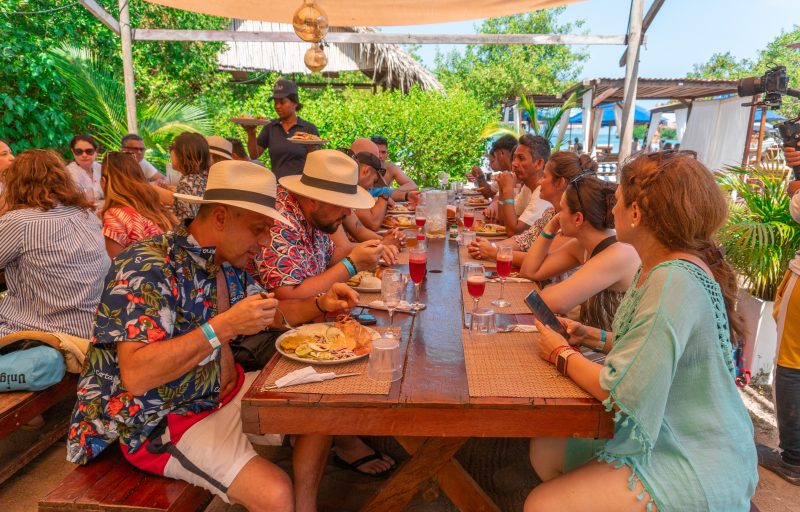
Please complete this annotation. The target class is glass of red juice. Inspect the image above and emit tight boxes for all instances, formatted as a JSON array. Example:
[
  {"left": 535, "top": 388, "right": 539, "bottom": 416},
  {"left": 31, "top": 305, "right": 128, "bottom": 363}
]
[
  {"left": 463, "top": 211, "right": 474, "bottom": 229},
  {"left": 492, "top": 245, "right": 512, "bottom": 307},
  {"left": 463, "top": 262, "right": 486, "bottom": 311},
  {"left": 409, "top": 245, "right": 428, "bottom": 310}
]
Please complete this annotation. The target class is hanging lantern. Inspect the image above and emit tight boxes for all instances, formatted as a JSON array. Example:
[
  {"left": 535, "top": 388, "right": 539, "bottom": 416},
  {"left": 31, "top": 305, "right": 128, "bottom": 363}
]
[
  {"left": 293, "top": 0, "right": 329, "bottom": 43},
  {"left": 304, "top": 43, "right": 328, "bottom": 72}
]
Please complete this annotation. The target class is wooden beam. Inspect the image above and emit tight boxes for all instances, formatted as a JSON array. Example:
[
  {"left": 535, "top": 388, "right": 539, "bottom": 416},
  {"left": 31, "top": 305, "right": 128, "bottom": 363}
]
[
  {"left": 618, "top": 0, "right": 645, "bottom": 166},
  {"left": 619, "top": 0, "right": 665, "bottom": 66},
  {"left": 79, "top": 0, "right": 120, "bottom": 35},
  {"left": 592, "top": 87, "right": 620, "bottom": 107},
  {"left": 132, "top": 30, "right": 628, "bottom": 45},
  {"left": 118, "top": 0, "right": 137, "bottom": 134}
]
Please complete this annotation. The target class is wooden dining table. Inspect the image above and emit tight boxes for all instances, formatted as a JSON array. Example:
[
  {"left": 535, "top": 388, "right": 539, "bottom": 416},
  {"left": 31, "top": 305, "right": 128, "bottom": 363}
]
[{"left": 241, "top": 236, "right": 613, "bottom": 512}]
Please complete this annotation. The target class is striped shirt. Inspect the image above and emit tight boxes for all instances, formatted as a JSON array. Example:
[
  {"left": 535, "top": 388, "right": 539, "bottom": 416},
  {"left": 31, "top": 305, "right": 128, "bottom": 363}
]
[{"left": 0, "top": 205, "right": 110, "bottom": 338}]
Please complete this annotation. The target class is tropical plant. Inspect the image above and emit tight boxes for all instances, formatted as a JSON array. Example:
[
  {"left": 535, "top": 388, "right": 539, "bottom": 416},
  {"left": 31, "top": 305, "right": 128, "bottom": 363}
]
[
  {"left": 49, "top": 45, "right": 211, "bottom": 170},
  {"left": 716, "top": 161, "right": 800, "bottom": 300},
  {"left": 479, "top": 89, "right": 581, "bottom": 150}
]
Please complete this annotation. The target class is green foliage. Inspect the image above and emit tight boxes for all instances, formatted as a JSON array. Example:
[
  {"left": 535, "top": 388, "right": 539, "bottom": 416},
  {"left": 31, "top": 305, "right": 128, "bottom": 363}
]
[
  {"left": 716, "top": 162, "right": 800, "bottom": 300},
  {"left": 633, "top": 125, "right": 647, "bottom": 141},
  {"left": 49, "top": 46, "right": 211, "bottom": 170},
  {"left": 201, "top": 84, "right": 495, "bottom": 187},
  {"left": 434, "top": 10, "right": 588, "bottom": 107},
  {"left": 0, "top": 0, "right": 225, "bottom": 153},
  {"left": 659, "top": 128, "right": 677, "bottom": 140},
  {"left": 687, "top": 27, "right": 799, "bottom": 118}
]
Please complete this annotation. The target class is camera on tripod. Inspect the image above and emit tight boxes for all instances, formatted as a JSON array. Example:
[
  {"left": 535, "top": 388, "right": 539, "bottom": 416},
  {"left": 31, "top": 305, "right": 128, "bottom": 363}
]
[{"left": 737, "top": 65, "right": 800, "bottom": 178}]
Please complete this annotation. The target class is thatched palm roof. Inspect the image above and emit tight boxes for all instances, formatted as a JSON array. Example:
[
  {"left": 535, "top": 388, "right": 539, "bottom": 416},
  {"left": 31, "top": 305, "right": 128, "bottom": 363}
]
[{"left": 218, "top": 21, "right": 443, "bottom": 92}]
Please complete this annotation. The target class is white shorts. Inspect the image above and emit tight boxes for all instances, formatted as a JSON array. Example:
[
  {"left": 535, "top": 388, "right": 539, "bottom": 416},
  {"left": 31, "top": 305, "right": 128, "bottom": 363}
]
[{"left": 161, "top": 371, "right": 280, "bottom": 503}]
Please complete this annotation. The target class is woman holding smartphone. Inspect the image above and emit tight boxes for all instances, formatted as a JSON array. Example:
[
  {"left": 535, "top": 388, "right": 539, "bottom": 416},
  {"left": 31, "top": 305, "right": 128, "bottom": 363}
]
[{"left": 525, "top": 152, "right": 757, "bottom": 512}]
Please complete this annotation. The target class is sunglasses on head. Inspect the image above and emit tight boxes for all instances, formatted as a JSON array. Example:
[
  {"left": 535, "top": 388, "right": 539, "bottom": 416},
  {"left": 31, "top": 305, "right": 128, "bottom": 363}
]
[
  {"left": 567, "top": 170, "right": 595, "bottom": 215},
  {"left": 72, "top": 148, "right": 96, "bottom": 156}
]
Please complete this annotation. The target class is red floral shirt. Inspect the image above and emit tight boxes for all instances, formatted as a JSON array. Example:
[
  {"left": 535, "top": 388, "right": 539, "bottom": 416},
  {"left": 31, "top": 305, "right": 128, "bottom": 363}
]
[
  {"left": 102, "top": 206, "right": 163, "bottom": 249},
  {"left": 257, "top": 187, "right": 334, "bottom": 289}
]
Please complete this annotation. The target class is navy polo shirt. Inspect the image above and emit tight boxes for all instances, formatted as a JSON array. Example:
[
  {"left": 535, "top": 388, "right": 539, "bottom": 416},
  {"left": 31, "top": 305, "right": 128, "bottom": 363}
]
[{"left": 256, "top": 117, "right": 319, "bottom": 180}]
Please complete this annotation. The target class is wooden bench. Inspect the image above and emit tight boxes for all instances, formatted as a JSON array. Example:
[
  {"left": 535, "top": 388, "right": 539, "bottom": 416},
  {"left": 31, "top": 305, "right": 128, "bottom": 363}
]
[
  {"left": 0, "top": 372, "right": 78, "bottom": 484},
  {"left": 39, "top": 446, "right": 212, "bottom": 512}
]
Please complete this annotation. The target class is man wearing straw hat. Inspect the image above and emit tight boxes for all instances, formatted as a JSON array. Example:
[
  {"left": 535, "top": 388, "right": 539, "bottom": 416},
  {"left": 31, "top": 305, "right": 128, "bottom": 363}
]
[
  {"left": 258, "top": 149, "right": 392, "bottom": 300},
  {"left": 67, "top": 160, "right": 357, "bottom": 512}
]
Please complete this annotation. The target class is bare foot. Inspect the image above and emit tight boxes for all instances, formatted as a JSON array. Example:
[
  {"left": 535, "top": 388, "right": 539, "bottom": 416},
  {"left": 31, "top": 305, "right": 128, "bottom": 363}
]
[{"left": 333, "top": 436, "right": 395, "bottom": 475}]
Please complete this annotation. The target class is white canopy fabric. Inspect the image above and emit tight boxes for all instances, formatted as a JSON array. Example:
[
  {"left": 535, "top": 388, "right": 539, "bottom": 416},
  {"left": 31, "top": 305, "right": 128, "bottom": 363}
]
[
  {"left": 144, "top": 0, "right": 581, "bottom": 26},
  {"left": 680, "top": 96, "right": 750, "bottom": 171},
  {"left": 675, "top": 107, "right": 688, "bottom": 141},
  {"left": 645, "top": 111, "right": 662, "bottom": 149}
]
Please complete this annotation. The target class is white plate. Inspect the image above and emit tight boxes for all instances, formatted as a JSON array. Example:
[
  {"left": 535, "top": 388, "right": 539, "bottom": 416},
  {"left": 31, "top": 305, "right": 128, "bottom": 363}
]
[
  {"left": 230, "top": 117, "right": 270, "bottom": 126},
  {"left": 350, "top": 284, "right": 382, "bottom": 293},
  {"left": 275, "top": 322, "right": 378, "bottom": 365},
  {"left": 465, "top": 199, "right": 490, "bottom": 207},
  {"left": 288, "top": 138, "right": 329, "bottom": 145},
  {"left": 475, "top": 231, "right": 508, "bottom": 238},
  {"left": 360, "top": 300, "right": 426, "bottom": 312},
  {"left": 462, "top": 189, "right": 482, "bottom": 196}
]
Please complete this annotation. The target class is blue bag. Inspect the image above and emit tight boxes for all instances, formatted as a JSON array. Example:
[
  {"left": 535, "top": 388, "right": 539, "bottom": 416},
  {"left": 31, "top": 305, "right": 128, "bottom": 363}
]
[{"left": 0, "top": 345, "right": 66, "bottom": 391}]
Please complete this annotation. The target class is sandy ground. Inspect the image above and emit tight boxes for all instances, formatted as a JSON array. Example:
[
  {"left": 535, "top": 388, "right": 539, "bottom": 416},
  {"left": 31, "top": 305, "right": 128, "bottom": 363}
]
[{"left": 1, "top": 389, "right": 798, "bottom": 512}]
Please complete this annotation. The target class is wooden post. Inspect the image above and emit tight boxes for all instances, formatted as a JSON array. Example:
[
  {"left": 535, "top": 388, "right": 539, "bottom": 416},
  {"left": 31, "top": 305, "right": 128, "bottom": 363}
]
[
  {"left": 119, "top": 0, "right": 138, "bottom": 134},
  {"left": 755, "top": 106, "right": 767, "bottom": 166},
  {"left": 618, "top": 0, "right": 645, "bottom": 167},
  {"left": 581, "top": 87, "right": 593, "bottom": 154},
  {"left": 741, "top": 97, "right": 758, "bottom": 167}
]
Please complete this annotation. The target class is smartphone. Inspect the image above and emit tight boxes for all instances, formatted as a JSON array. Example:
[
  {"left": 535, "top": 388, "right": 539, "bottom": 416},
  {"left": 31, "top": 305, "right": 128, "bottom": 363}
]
[
  {"left": 352, "top": 313, "right": 377, "bottom": 325},
  {"left": 524, "top": 290, "right": 569, "bottom": 339}
]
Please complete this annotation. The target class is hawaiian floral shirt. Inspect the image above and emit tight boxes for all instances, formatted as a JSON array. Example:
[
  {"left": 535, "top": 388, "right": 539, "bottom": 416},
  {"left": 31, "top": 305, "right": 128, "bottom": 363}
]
[
  {"left": 173, "top": 172, "right": 209, "bottom": 222},
  {"left": 66, "top": 224, "right": 260, "bottom": 465},
  {"left": 256, "top": 187, "right": 335, "bottom": 289}
]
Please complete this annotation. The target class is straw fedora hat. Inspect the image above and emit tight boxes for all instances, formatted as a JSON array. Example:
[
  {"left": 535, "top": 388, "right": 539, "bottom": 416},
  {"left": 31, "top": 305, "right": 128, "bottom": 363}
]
[
  {"left": 279, "top": 149, "right": 375, "bottom": 210},
  {"left": 206, "top": 135, "right": 233, "bottom": 160},
  {"left": 173, "top": 160, "right": 289, "bottom": 224}
]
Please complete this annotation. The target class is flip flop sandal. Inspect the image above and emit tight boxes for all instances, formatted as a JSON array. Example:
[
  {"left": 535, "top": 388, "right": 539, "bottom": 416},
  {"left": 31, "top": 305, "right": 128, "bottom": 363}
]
[{"left": 332, "top": 450, "right": 395, "bottom": 478}]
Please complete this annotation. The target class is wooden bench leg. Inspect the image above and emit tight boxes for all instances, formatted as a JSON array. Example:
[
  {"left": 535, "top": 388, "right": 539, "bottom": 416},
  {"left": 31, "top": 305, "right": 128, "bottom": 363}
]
[
  {"left": 359, "top": 437, "right": 466, "bottom": 512},
  {"left": 397, "top": 437, "right": 500, "bottom": 512}
]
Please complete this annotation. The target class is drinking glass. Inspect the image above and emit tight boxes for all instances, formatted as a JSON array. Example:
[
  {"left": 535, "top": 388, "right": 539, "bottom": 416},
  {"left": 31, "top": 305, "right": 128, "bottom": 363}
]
[
  {"left": 368, "top": 336, "right": 402, "bottom": 382},
  {"left": 492, "top": 246, "right": 513, "bottom": 308},
  {"left": 409, "top": 244, "right": 428, "bottom": 310},
  {"left": 463, "top": 262, "right": 486, "bottom": 312},
  {"left": 470, "top": 307, "right": 496, "bottom": 335},
  {"left": 460, "top": 230, "right": 476, "bottom": 247},
  {"left": 438, "top": 171, "right": 449, "bottom": 190},
  {"left": 381, "top": 269, "right": 403, "bottom": 333},
  {"left": 414, "top": 204, "right": 426, "bottom": 238},
  {"left": 452, "top": 181, "right": 464, "bottom": 202},
  {"left": 462, "top": 209, "right": 475, "bottom": 230}
]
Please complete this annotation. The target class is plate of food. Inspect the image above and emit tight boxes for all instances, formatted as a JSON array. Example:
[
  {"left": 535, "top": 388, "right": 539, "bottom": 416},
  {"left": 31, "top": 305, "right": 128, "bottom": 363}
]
[
  {"left": 346, "top": 268, "right": 388, "bottom": 292},
  {"left": 276, "top": 318, "right": 378, "bottom": 365},
  {"left": 462, "top": 189, "right": 483, "bottom": 196},
  {"left": 382, "top": 215, "right": 416, "bottom": 229},
  {"left": 386, "top": 203, "right": 415, "bottom": 215},
  {"left": 230, "top": 115, "right": 271, "bottom": 126},
  {"left": 465, "top": 197, "right": 490, "bottom": 206},
  {"left": 473, "top": 220, "right": 507, "bottom": 237},
  {"left": 288, "top": 132, "right": 329, "bottom": 145}
]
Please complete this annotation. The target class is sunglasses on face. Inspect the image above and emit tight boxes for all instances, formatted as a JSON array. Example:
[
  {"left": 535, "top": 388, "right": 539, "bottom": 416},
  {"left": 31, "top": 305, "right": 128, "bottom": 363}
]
[
  {"left": 72, "top": 148, "right": 96, "bottom": 156},
  {"left": 122, "top": 146, "right": 145, "bottom": 153}
]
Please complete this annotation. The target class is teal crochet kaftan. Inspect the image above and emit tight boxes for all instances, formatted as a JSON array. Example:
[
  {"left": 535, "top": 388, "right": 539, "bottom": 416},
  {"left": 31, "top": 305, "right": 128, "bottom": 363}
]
[{"left": 564, "top": 260, "right": 758, "bottom": 511}]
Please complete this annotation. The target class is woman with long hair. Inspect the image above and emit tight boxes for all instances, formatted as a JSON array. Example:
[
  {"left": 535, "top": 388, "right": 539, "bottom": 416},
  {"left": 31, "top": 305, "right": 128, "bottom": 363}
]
[
  {"left": 100, "top": 152, "right": 178, "bottom": 258},
  {"left": 467, "top": 151, "right": 593, "bottom": 267},
  {"left": 0, "top": 150, "right": 109, "bottom": 338},
  {"left": 519, "top": 172, "right": 639, "bottom": 330},
  {"left": 0, "top": 139, "right": 14, "bottom": 214},
  {"left": 66, "top": 134, "right": 103, "bottom": 202},
  {"left": 171, "top": 132, "right": 211, "bottom": 222},
  {"left": 526, "top": 152, "right": 757, "bottom": 512}
]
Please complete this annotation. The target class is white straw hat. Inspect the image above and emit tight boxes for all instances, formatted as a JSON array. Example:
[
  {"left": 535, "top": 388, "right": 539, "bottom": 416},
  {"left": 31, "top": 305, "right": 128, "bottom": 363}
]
[
  {"left": 173, "top": 160, "right": 289, "bottom": 224},
  {"left": 206, "top": 135, "right": 233, "bottom": 160},
  {"left": 279, "top": 149, "right": 375, "bottom": 210}
]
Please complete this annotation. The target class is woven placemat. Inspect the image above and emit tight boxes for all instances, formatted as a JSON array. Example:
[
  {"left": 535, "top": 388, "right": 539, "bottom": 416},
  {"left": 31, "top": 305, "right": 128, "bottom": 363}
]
[
  {"left": 458, "top": 245, "right": 496, "bottom": 268},
  {"left": 460, "top": 280, "right": 534, "bottom": 314},
  {"left": 261, "top": 327, "right": 401, "bottom": 395},
  {"left": 461, "top": 329, "right": 591, "bottom": 399}
]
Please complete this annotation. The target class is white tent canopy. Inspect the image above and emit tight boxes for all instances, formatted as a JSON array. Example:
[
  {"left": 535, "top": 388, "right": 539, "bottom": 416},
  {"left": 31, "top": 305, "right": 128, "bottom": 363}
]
[
  {"left": 680, "top": 96, "right": 750, "bottom": 171},
  {"left": 144, "top": 0, "right": 581, "bottom": 26}
]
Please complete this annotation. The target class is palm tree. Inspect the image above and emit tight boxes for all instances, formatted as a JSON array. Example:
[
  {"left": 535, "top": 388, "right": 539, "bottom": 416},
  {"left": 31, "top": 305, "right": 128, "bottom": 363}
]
[
  {"left": 49, "top": 45, "right": 211, "bottom": 169},
  {"left": 716, "top": 161, "right": 800, "bottom": 300},
  {"left": 480, "top": 89, "right": 581, "bottom": 150}
]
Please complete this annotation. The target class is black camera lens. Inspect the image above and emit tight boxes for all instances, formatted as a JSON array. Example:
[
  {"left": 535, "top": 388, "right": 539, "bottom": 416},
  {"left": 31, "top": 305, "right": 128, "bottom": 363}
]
[{"left": 737, "top": 76, "right": 764, "bottom": 97}]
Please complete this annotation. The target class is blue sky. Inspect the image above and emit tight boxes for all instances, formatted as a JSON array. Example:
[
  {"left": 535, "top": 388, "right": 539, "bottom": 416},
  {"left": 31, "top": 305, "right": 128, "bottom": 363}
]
[{"left": 381, "top": 0, "right": 799, "bottom": 81}]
